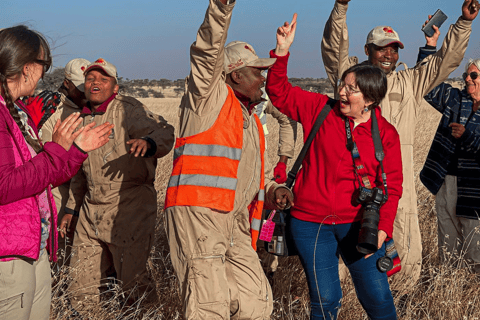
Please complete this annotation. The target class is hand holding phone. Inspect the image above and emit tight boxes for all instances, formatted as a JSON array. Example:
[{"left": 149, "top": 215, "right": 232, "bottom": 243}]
[{"left": 422, "top": 9, "right": 448, "bottom": 38}]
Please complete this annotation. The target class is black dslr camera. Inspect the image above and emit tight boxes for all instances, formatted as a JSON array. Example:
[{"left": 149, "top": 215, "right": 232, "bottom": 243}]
[{"left": 353, "top": 187, "right": 387, "bottom": 255}]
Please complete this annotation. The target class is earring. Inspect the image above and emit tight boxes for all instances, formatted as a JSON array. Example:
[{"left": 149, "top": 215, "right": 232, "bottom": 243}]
[
  {"left": 25, "top": 75, "right": 28, "bottom": 83},
  {"left": 364, "top": 107, "right": 369, "bottom": 112}
]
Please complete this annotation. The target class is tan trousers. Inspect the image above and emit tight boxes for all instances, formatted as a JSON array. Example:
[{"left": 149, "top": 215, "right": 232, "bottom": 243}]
[
  {"left": 69, "top": 217, "right": 155, "bottom": 309},
  {"left": 0, "top": 251, "right": 51, "bottom": 320},
  {"left": 165, "top": 206, "right": 273, "bottom": 320},
  {"left": 436, "top": 175, "right": 480, "bottom": 273}
]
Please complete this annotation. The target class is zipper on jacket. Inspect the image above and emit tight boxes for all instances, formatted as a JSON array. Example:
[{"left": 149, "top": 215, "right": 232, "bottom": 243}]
[
  {"left": 230, "top": 218, "right": 237, "bottom": 247},
  {"left": 244, "top": 116, "right": 259, "bottom": 203}
]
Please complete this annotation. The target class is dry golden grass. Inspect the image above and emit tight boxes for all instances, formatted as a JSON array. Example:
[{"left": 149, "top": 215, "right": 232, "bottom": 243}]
[{"left": 50, "top": 97, "right": 480, "bottom": 319}]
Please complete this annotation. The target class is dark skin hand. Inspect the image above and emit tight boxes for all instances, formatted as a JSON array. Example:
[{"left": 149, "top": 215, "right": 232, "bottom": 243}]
[
  {"left": 462, "top": 0, "right": 479, "bottom": 21},
  {"left": 273, "top": 187, "right": 294, "bottom": 210},
  {"left": 58, "top": 213, "right": 78, "bottom": 239},
  {"left": 126, "top": 139, "right": 151, "bottom": 157},
  {"left": 337, "top": 0, "right": 350, "bottom": 4}
]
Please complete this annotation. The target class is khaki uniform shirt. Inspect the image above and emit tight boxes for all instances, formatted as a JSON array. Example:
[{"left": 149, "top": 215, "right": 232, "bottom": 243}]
[{"left": 66, "top": 95, "right": 174, "bottom": 246}]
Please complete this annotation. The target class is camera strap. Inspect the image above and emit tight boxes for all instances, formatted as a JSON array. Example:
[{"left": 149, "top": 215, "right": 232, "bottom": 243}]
[{"left": 344, "top": 110, "right": 388, "bottom": 199}]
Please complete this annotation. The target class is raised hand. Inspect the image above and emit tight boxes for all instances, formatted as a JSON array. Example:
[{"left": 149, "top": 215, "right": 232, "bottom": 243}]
[
  {"left": 74, "top": 121, "right": 114, "bottom": 152},
  {"left": 337, "top": 0, "right": 351, "bottom": 4},
  {"left": 51, "top": 112, "right": 84, "bottom": 151},
  {"left": 462, "top": 0, "right": 479, "bottom": 21},
  {"left": 275, "top": 13, "right": 298, "bottom": 57},
  {"left": 423, "top": 15, "right": 441, "bottom": 47}
]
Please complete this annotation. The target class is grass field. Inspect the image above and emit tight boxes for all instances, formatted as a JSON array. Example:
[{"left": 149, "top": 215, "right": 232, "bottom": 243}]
[{"left": 49, "top": 96, "right": 480, "bottom": 319}]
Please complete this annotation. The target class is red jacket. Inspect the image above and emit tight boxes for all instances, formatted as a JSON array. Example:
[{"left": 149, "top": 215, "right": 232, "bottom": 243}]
[{"left": 266, "top": 51, "right": 403, "bottom": 237}]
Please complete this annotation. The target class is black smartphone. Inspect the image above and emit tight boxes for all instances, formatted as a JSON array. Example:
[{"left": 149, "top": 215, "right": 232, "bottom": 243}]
[{"left": 422, "top": 9, "right": 448, "bottom": 38}]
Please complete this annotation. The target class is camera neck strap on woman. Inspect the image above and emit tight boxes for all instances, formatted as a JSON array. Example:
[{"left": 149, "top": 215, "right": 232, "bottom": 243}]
[{"left": 344, "top": 110, "right": 388, "bottom": 199}]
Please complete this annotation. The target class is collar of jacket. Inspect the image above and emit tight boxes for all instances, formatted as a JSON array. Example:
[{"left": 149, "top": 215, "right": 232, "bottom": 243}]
[
  {"left": 81, "top": 93, "right": 117, "bottom": 115},
  {"left": 232, "top": 89, "right": 265, "bottom": 114}
]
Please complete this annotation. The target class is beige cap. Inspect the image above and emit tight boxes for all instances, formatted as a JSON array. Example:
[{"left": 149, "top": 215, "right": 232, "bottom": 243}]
[
  {"left": 224, "top": 41, "right": 276, "bottom": 74},
  {"left": 366, "top": 26, "right": 404, "bottom": 49},
  {"left": 64, "top": 58, "right": 90, "bottom": 92},
  {"left": 84, "top": 58, "right": 118, "bottom": 82}
]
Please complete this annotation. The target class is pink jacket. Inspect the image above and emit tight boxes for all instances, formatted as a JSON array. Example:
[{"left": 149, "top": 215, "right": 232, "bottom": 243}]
[{"left": 0, "top": 96, "right": 87, "bottom": 261}]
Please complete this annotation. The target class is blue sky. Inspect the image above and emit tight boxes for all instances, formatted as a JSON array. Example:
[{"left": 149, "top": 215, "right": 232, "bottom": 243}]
[{"left": 3, "top": 0, "right": 479, "bottom": 80}]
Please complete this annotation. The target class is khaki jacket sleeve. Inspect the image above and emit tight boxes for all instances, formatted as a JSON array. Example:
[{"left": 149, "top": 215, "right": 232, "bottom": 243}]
[
  {"left": 125, "top": 101, "right": 175, "bottom": 159},
  {"left": 65, "top": 169, "right": 87, "bottom": 215},
  {"left": 321, "top": 1, "right": 358, "bottom": 98},
  {"left": 264, "top": 100, "right": 297, "bottom": 158},
  {"left": 187, "top": 0, "right": 235, "bottom": 116},
  {"left": 406, "top": 17, "right": 472, "bottom": 104}
]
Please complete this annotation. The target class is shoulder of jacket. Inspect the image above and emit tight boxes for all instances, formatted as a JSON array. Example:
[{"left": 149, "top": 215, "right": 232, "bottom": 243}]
[{"left": 113, "top": 95, "right": 147, "bottom": 112}]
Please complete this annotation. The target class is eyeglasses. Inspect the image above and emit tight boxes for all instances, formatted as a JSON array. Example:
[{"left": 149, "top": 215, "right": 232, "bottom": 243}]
[
  {"left": 35, "top": 59, "right": 51, "bottom": 74},
  {"left": 338, "top": 81, "right": 361, "bottom": 96},
  {"left": 463, "top": 72, "right": 479, "bottom": 81}
]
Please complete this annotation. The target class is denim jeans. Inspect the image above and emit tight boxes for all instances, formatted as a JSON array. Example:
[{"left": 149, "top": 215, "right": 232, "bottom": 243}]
[{"left": 290, "top": 217, "right": 397, "bottom": 320}]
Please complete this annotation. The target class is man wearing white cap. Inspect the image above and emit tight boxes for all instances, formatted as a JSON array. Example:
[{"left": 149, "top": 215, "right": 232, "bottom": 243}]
[
  {"left": 41, "top": 58, "right": 90, "bottom": 268},
  {"left": 65, "top": 58, "right": 175, "bottom": 310},
  {"left": 322, "top": 0, "right": 478, "bottom": 290},
  {"left": 164, "top": 1, "right": 294, "bottom": 319}
]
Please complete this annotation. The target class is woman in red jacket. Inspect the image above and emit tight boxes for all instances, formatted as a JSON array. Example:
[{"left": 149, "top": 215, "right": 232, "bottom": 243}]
[
  {"left": 0, "top": 26, "right": 113, "bottom": 320},
  {"left": 265, "top": 15, "right": 402, "bottom": 320}
]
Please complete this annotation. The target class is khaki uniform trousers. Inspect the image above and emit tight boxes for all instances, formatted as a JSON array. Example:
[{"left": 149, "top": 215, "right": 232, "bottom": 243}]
[
  {"left": 0, "top": 251, "right": 51, "bottom": 320},
  {"left": 436, "top": 175, "right": 480, "bottom": 273},
  {"left": 166, "top": 207, "right": 273, "bottom": 320},
  {"left": 69, "top": 216, "right": 155, "bottom": 308}
]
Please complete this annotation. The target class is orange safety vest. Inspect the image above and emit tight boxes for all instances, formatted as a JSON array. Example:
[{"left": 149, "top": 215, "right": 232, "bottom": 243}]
[{"left": 165, "top": 85, "right": 265, "bottom": 249}]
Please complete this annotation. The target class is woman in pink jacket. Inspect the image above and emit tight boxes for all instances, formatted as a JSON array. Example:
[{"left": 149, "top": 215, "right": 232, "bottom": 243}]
[{"left": 0, "top": 26, "right": 113, "bottom": 320}]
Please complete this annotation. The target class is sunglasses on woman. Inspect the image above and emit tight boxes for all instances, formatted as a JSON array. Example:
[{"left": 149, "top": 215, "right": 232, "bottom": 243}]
[{"left": 463, "top": 72, "right": 479, "bottom": 81}]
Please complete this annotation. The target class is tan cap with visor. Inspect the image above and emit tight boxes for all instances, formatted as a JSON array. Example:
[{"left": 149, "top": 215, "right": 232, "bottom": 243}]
[
  {"left": 224, "top": 41, "right": 276, "bottom": 74},
  {"left": 366, "top": 26, "right": 404, "bottom": 49}
]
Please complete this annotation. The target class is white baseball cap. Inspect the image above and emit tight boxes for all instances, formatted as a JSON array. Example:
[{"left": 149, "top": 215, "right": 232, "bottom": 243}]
[{"left": 64, "top": 58, "right": 91, "bottom": 92}]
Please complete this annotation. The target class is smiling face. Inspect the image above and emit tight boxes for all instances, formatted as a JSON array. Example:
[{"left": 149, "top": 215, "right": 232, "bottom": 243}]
[
  {"left": 84, "top": 69, "right": 119, "bottom": 108},
  {"left": 465, "top": 64, "right": 480, "bottom": 100},
  {"left": 234, "top": 66, "right": 266, "bottom": 103},
  {"left": 338, "top": 72, "right": 372, "bottom": 120},
  {"left": 365, "top": 43, "right": 399, "bottom": 74}
]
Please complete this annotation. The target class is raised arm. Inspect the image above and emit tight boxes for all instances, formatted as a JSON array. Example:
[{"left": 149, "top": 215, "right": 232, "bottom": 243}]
[
  {"left": 187, "top": 0, "right": 235, "bottom": 114},
  {"left": 267, "top": 13, "right": 329, "bottom": 126},
  {"left": 409, "top": 0, "right": 478, "bottom": 103},
  {"left": 321, "top": 0, "right": 358, "bottom": 98}
]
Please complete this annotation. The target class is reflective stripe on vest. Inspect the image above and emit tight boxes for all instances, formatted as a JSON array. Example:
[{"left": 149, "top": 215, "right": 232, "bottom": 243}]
[
  {"left": 165, "top": 85, "right": 243, "bottom": 212},
  {"left": 248, "top": 114, "right": 266, "bottom": 250}
]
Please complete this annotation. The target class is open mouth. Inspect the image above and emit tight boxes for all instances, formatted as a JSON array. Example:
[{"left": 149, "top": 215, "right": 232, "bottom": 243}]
[
  {"left": 91, "top": 87, "right": 100, "bottom": 93},
  {"left": 380, "top": 62, "right": 392, "bottom": 68},
  {"left": 340, "top": 98, "right": 350, "bottom": 108}
]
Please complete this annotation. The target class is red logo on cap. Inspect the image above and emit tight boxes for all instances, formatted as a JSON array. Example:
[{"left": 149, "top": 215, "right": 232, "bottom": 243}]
[
  {"left": 383, "top": 27, "right": 394, "bottom": 34},
  {"left": 94, "top": 58, "right": 106, "bottom": 65},
  {"left": 81, "top": 66, "right": 85, "bottom": 71},
  {"left": 244, "top": 45, "right": 255, "bottom": 54}
]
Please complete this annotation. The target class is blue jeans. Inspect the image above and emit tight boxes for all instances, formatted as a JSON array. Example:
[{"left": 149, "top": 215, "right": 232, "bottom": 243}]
[{"left": 290, "top": 217, "right": 397, "bottom": 320}]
